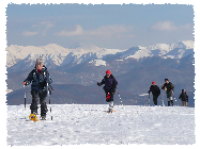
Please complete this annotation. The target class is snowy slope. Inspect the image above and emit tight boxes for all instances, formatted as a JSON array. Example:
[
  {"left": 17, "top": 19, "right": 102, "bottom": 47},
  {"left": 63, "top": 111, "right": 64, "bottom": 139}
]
[
  {"left": 89, "top": 59, "right": 106, "bottom": 66},
  {"left": 7, "top": 104, "right": 195, "bottom": 145}
]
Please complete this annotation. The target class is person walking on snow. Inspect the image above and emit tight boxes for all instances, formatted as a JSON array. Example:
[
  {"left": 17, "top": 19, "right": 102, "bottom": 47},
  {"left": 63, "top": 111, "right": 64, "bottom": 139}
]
[
  {"left": 162, "top": 78, "right": 174, "bottom": 106},
  {"left": 22, "top": 56, "right": 53, "bottom": 119},
  {"left": 97, "top": 70, "right": 118, "bottom": 113},
  {"left": 148, "top": 81, "right": 160, "bottom": 105},
  {"left": 179, "top": 89, "right": 189, "bottom": 106}
]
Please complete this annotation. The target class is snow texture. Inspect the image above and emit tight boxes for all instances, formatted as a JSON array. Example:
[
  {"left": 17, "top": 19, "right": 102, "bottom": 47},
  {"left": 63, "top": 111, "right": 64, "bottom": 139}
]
[
  {"left": 7, "top": 104, "right": 195, "bottom": 145},
  {"left": 89, "top": 59, "right": 106, "bottom": 66}
]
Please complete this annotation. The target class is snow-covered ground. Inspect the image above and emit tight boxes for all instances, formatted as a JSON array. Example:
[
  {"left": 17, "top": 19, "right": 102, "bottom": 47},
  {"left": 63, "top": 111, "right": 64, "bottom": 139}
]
[{"left": 7, "top": 104, "right": 195, "bottom": 145}]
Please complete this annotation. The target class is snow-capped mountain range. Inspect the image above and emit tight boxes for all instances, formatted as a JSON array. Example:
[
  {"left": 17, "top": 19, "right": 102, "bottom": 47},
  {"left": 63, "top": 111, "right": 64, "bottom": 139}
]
[
  {"left": 6, "top": 41, "right": 195, "bottom": 106},
  {"left": 6, "top": 40, "right": 194, "bottom": 68}
]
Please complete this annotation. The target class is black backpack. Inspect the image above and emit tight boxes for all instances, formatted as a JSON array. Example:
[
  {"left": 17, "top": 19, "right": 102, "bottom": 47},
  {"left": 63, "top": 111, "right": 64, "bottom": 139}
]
[{"left": 155, "top": 85, "right": 160, "bottom": 96}]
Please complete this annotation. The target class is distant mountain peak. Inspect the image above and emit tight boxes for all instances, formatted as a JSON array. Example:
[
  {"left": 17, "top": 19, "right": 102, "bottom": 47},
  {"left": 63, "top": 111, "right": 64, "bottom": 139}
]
[{"left": 6, "top": 40, "right": 194, "bottom": 68}]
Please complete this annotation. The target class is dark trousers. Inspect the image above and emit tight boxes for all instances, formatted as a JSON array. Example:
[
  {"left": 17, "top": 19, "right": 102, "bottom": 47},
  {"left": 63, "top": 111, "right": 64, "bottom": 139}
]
[
  {"left": 103, "top": 86, "right": 115, "bottom": 102},
  {"left": 153, "top": 95, "right": 158, "bottom": 105},
  {"left": 166, "top": 91, "right": 174, "bottom": 106},
  {"left": 30, "top": 90, "right": 48, "bottom": 116},
  {"left": 168, "top": 100, "right": 174, "bottom": 106}
]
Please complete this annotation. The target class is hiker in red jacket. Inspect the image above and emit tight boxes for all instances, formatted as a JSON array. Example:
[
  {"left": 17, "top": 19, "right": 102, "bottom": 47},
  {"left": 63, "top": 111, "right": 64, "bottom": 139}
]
[{"left": 97, "top": 70, "right": 118, "bottom": 113}]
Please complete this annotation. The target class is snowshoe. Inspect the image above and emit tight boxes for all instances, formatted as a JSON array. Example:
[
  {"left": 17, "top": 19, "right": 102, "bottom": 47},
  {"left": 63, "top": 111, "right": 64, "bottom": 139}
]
[
  {"left": 107, "top": 109, "right": 116, "bottom": 113},
  {"left": 41, "top": 116, "right": 46, "bottom": 120},
  {"left": 29, "top": 113, "right": 38, "bottom": 122}
]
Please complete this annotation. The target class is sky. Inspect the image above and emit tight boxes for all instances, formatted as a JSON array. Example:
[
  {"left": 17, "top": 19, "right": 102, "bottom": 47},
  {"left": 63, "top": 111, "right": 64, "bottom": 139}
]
[{"left": 6, "top": 3, "right": 194, "bottom": 49}]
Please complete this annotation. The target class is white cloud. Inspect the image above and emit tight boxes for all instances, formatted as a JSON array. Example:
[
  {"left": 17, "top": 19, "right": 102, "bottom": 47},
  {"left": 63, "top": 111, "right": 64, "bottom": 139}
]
[
  {"left": 22, "top": 31, "right": 38, "bottom": 36},
  {"left": 32, "top": 21, "right": 54, "bottom": 35},
  {"left": 56, "top": 25, "right": 83, "bottom": 36},
  {"left": 88, "top": 25, "right": 129, "bottom": 37},
  {"left": 151, "top": 21, "right": 177, "bottom": 31},
  {"left": 151, "top": 21, "right": 192, "bottom": 31},
  {"left": 56, "top": 24, "right": 133, "bottom": 38}
]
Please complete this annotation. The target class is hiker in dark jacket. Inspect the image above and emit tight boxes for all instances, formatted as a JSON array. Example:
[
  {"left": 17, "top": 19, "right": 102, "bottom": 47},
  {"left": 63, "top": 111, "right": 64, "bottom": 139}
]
[
  {"left": 162, "top": 78, "right": 174, "bottom": 106},
  {"left": 23, "top": 56, "right": 53, "bottom": 118},
  {"left": 97, "top": 70, "right": 118, "bottom": 113},
  {"left": 148, "top": 81, "right": 160, "bottom": 105},
  {"left": 179, "top": 89, "right": 188, "bottom": 106}
]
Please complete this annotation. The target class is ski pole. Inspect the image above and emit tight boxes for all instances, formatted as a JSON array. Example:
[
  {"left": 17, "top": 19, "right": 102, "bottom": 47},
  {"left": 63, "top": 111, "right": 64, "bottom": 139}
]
[
  {"left": 117, "top": 89, "right": 124, "bottom": 109},
  {"left": 23, "top": 85, "right": 26, "bottom": 110},
  {"left": 173, "top": 94, "right": 177, "bottom": 106},
  {"left": 149, "top": 93, "right": 150, "bottom": 106},
  {"left": 23, "top": 85, "right": 27, "bottom": 119},
  {"left": 161, "top": 89, "right": 165, "bottom": 106},
  {"left": 47, "top": 82, "right": 53, "bottom": 120}
]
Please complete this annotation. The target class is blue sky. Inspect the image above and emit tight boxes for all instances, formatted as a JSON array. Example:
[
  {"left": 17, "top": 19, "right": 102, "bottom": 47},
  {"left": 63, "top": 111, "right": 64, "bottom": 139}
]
[{"left": 6, "top": 4, "right": 194, "bottom": 49}]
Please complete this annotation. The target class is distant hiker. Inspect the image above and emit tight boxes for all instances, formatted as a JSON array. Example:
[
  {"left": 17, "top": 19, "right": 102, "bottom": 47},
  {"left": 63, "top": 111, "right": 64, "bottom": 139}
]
[
  {"left": 22, "top": 56, "right": 53, "bottom": 119},
  {"left": 148, "top": 81, "right": 160, "bottom": 105},
  {"left": 97, "top": 70, "right": 118, "bottom": 113},
  {"left": 161, "top": 78, "right": 174, "bottom": 106},
  {"left": 179, "top": 89, "right": 188, "bottom": 106}
]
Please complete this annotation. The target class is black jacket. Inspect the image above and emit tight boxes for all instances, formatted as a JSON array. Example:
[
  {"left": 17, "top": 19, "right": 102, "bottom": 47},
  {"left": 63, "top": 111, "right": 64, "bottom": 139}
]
[
  {"left": 179, "top": 93, "right": 188, "bottom": 101},
  {"left": 162, "top": 82, "right": 174, "bottom": 93},
  {"left": 99, "top": 74, "right": 118, "bottom": 91},
  {"left": 148, "top": 85, "right": 160, "bottom": 96}
]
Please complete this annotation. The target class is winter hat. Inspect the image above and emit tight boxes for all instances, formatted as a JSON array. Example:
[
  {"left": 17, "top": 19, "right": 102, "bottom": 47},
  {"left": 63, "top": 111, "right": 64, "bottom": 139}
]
[
  {"left": 35, "top": 56, "right": 43, "bottom": 67},
  {"left": 152, "top": 81, "right": 155, "bottom": 84},
  {"left": 106, "top": 70, "right": 111, "bottom": 75}
]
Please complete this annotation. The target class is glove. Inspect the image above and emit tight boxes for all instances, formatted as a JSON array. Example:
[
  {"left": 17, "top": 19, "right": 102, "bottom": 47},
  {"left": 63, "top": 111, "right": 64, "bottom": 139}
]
[
  {"left": 97, "top": 82, "right": 101, "bottom": 86},
  {"left": 23, "top": 82, "right": 28, "bottom": 86}
]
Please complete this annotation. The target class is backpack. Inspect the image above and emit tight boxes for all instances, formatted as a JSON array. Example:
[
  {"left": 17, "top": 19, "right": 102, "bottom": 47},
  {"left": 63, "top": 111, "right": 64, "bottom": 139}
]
[
  {"left": 169, "top": 82, "right": 175, "bottom": 91},
  {"left": 155, "top": 85, "right": 160, "bottom": 96},
  {"left": 31, "top": 67, "right": 54, "bottom": 95}
]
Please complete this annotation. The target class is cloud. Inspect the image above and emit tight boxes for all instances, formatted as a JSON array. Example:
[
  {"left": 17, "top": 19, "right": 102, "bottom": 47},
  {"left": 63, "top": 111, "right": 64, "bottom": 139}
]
[
  {"left": 32, "top": 21, "right": 54, "bottom": 35},
  {"left": 56, "top": 24, "right": 133, "bottom": 38},
  {"left": 151, "top": 21, "right": 192, "bottom": 31},
  {"left": 88, "top": 25, "right": 129, "bottom": 37},
  {"left": 55, "top": 25, "right": 83, "bottom": 36},
  {"left": 22, "top": 31, "right": 38, "bottom": 36}
]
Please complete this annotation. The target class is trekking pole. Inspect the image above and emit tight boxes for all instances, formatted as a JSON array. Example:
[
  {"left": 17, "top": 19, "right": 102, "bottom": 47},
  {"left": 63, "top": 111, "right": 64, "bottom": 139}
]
[
  {"left": 161, "top": 89, "right": 165, "bottom": 106},
  {"left": 173, "top": 94, "right": 177, "bottom": 106},
  {"left": 47, "top": 82, "right": 53, "bottom": 120},
  {"left": 148, "top": 93, "right": 150, "bottom": 106},
  {"left": 117, "top": 89, "right": 124, "bottom": 109},
  {"left": 23, "top": 85, "right": 27, "bottom": 119}
]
